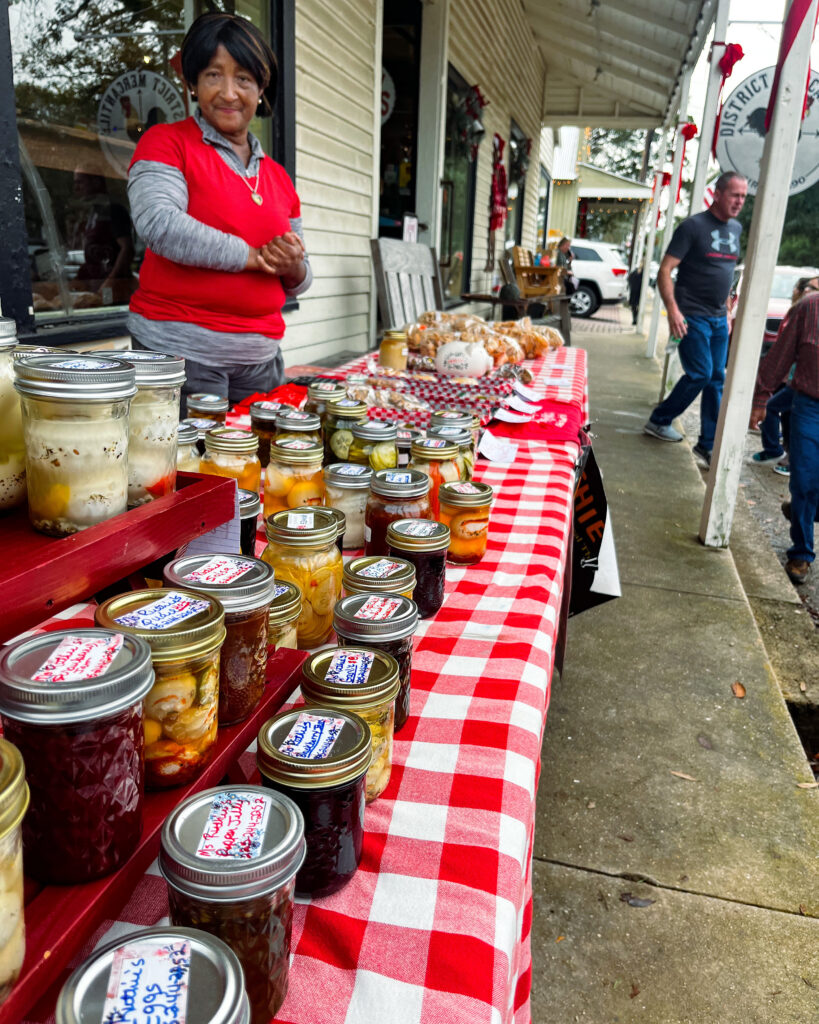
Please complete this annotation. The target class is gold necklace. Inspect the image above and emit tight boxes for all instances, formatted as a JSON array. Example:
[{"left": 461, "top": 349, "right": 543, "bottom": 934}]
[{"left": 239, "top": 162, "right": 263, "bottom": 205}]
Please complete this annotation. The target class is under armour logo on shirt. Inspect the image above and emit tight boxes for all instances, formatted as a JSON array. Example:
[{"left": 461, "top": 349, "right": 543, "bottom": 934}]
[{"left": 710, "top": 229, "right": 738, "bottom": 254}]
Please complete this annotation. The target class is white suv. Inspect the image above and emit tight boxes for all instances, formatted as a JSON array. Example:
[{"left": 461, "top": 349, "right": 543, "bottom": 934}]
[{"left": 569, "top": 239, "right": 629, "bottom": 317}]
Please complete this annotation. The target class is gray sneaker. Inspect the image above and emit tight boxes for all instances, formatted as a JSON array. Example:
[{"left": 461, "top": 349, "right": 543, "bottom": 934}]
[{"left": 643, "top": 420, "right": 683, "bottom": 443}]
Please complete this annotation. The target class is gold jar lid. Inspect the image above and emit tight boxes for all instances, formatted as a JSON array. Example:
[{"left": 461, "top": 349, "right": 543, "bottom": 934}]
[
  {"left": 0, "top": 739, "right": 29, "bottom": 840},
  {"left": 326, "top": 397, "right": 369, "bottom": 420},
  {"left": 95, "top": 589, "right": 226, "bottom": 662},
  {"left": 269, "top": 438, "right": 324, "bottom": 465},
  {"left": 257, "top": 706, "right": 372, "bottom": 789},
  {"left": 268, "top": 579, "right": 302, "bottom": 626},
  {"left": 307, "top": 380, "right": 347, "bottom": 402},
  {"left": 275, "top": 410, "right": 321, "bottom": 433},
  {"left": 383, "top": 329, "right": 407, "bottom": 340},
  {"left": 302, "top": 647, "right": 400, "bottom": 710},
  {"left": 386, "top": 518, "right": 451, "bottom": 553},
  {"left": 265, "top": 506, "right": 338, "bottom": 548},
  {"left": 204, "top": 427, "right": 259, "bottom": 454},
  {"left": 343, "top": 555, "right": 416, "bottom": 595},
  {"left": 438, "top": 480, "right": 494, "bottom": 508},
  {"left": 410, "top": 437, "right": 459, "bottom": 461}
]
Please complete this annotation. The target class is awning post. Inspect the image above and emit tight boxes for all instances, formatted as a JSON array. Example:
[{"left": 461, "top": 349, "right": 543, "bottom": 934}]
[
  {"left": 689, "top": 0, "right": 730, "bottom": 215},
  {"left": 636, "top": 129, "right": 668, "bottom": 333}
]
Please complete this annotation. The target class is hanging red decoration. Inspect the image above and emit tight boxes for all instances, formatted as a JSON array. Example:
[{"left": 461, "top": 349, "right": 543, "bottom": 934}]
[
  {"left": 677, "top": 122, "right": 698, "bottom": 202},
  {"left": 489, "top": 134, "right": 508, "bottom": 232},
  {"left": 764, "top": 0, "right": 819, "bottom": 133},
  {"left": 710, "top": 42, "right": 745, "bottom": 157}
]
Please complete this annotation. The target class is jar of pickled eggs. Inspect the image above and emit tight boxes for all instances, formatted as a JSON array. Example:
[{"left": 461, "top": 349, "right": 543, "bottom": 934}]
[
  {"left": 437, "top": 481, "right": 494, "bottom": 564},
  {"left": 348, "top": 420, "right": 398, "bottom": 471},
  {"left": 264, "top": 438, "right": 325, "bottom": 518},
  {"left": 386, "top": 518, "right": 450, "bottom": 619},
  {"left": 323, "top": 397, "right": 369, "bottom": 463},
  {"left": 274, "top": 409, "right": 321, "bottom": 446},
  {"left": 0, "top": 739, "right": 28, "bottom": 1004},
  {"left": 200, "top": 428, "right": 262, "bottom": 493},
  {"left": 177, "top": 421, "right": 200, "bottom": 471},
  {"left": 0, "top": 318, "right": 26, "bottom": 512},
  {"left": 343, "top": 555, "right": 416, "bottom": 600},
  {"left": 364, "top": 468, "right": 432, "bottom": 556},
  {"left": 187, "top": 392, "right": 228, "bottom": 423},
  {"left": 267, "top": 580, "right": 302, "bottom": 652},
  {"left": 427, "top": 424, "right": 474, "bottom": 481},
  {"left": 407, "top": 437, "right": 461, "bottom": 517}
]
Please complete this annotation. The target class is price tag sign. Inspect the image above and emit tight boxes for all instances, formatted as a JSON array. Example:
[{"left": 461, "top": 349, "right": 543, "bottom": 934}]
[
  {"left": 384, "top": 472, "right": 412, "bottom": 483},
  {"left": 102, "top": 939, "right": 191, "bottom": 1024},
  {"left": 279, "top": 712, "right": 345, "bottom": 759},
  {"left": 32, "top": 634, "right": 124, "bottom": 683},
  {"left": 184, "top": 556, "right": 253, "bottom": 585},
  {"left": 286, "top": 512, "right": 314, "bottom": 530},
  {"left": 354, "top": 596, "right": 402, "bottom": 621},
  {"left": 358, "top": 559, "right": 402, "bottom": 579},
  {"left": 325, "top": 649, "right": 374, "bottom": 686},
  {"left": 401, "top": 521, "right": 437, "bottom": 536},
  {"left": 196, "top": 791, "right": 272, "bottom": 859},
  {"left": 115, "top": 592, "right": 211, "bottom": 630}
]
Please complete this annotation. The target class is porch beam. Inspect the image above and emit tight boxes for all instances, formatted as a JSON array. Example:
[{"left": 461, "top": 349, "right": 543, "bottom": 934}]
[
  {"left": 604, "top": 0, "right": 691, "bottom": 38},
  {"left": 533, "top": 13, "right": 673, "bottom": 80},
  {"left": 534, "top": 31, "right": 669, "bottom": 89},
  {"left": 542, "top": 115, "right": 666, "bottom": 129},
  {"left": 556, "top": 46, "right": 671, "bottom": 104}
]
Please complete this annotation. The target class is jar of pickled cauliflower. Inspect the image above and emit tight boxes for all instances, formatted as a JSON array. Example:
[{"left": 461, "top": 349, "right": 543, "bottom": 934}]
[
  {"left": 0, "top": 318, "right": 26, "bottom": 512},
  {"left": 274, "top": 409, "right": 321, "bottom": 446},
  {"left": 262, "top": 508, "right": 342, "bottom": 649},
  {"left": 0, "top": 739, "right": 28, "bottom": 1006},
  {"left": 177, "top": 421, "right": 200, "bottom": 471},
  {"left": 304, "top": 380, "right": 346, "bottom": 423},
  {"left": 408, "top": 436, "right": 461, "bottom": 517},
  {"left": 323, "top": 463, "right": 372, "bottom": 549},
  {"left": 267, "top": 580, "right": 302, "bottom": 652},
  {"left": 96, "top": 589, "right": 226, "bottom": 790},
  {"left": 364, "top": 468, "right": 432, "bottom": 556},
  {"left": 343, "top": 555, "right": 415, "bottom": 600},
  {"left": 14, "top": 354, "right": 137, "bottom": 536},
  {"left": 187, "top": 392, "right": 228, "bottom": 422},
  {"left": 438, "top": 481, "right": 494, "bottom": 564},
  {"left": 200, "top": 428, "right": 261, "bottom": 493},
  {"left": 264, "top": 439, "right": 324, "bottom": 518},
  {"left": 0, "top": 628, "right": 153, "bottom": 884},
  {"left": 301, "top": 648, "right": 400, "bottom": 803},
  {"left": 249, "top": 400, "right": 291, "bottom": 468},
  {"left": 323, "top": 397, "right": 369, "bottom": 464},
  {"left": 427, "top": 424, "right": 475, "bottom": 481}
]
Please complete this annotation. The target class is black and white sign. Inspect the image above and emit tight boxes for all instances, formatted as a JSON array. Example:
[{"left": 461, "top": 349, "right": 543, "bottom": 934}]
[{"left": 98, "top": 70, "right": 186, "bottom": 177}]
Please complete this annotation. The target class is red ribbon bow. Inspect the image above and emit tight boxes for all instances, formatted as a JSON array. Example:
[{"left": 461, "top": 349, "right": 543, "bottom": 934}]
[{"left": 711, "top": 43, "right": 745, "bottom": 157}]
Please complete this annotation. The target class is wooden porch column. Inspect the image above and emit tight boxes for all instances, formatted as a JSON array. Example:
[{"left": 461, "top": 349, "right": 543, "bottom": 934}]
[
  {"left": 636, "top": 128, "right": 668, "bottom": 332},
  {"left": 689, "top": 0, "right": 730, "bottom": 214}
]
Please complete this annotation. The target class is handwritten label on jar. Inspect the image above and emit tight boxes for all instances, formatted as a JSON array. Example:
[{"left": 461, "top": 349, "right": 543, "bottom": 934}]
[
  {"left": 32, "top": 633, "right": 124, "bottom": 683},
  {"left": 354, "top": 596, "right": 402, "bottom": 621},
  {"left": 435, "top": 427, "right": 462, "bottom": 437},
  {"left": 279, "top": 440, "right": 312, "bottom": 450},
  {"left": 196, "top": 790, "right": 272, "bottom": 860},
  {"left": 325, "top": 649, "right": 374, "bottom": 686},
  {"left": 383, "top": 472, "right": 412, "bottom": 483},
  {"left": 419, "top": 439, "right": 447, "bottom": 449},
  {"left": 450, "top": 483, "right": 482, "bottom": 494},
  {"left": 336, "top": 399, "right": 359, "bottom": 407},
  {"left": 358, "top": 559, "right": 403, "bottom": 579},
  {"left": 401, "top": 521, "right": 438, "bottom": 536},
  {"left": 397, "top": 431, "right": 413, "bottom": 440},
  {"left": 125, "top": 351, "right": 166, "bottom": 361},
  {"left": 286, "top": 512, "right": 314, "bottom": 530},
  {"left": 102, "top": 938, "right": 191, "bottom": 1024},
  {"left": 184, "top": 556, "right": 254, "bottom": 585},
  {"left": 336, "top": 464, "right": 368, "bottom": 476},
  {"left": 53, "top": 358, "right": 119, "bottom": 370},
  {"left": 115, "top": 592, "right": 211, "bottom": 630},
  {"left": 194, "top": 394, "right": 223, "bottom": 403},
  {"left": 279, "top": 712, "right": 345, "bottom": 759}
]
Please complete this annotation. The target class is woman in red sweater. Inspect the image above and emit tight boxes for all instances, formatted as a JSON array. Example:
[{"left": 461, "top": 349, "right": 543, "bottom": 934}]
[{"left": 127, "top": 12, "right": 310, "bottom": 411}]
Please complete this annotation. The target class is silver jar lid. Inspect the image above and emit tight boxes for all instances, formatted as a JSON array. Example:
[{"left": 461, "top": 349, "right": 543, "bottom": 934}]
[
  {"left": 370, "top": 468, "right": 430, "bottom": 499},
  {"left": 14, "top": 353, "right": 137, "bottom": 402},
  {"left": 324, "top": 505, "right": 346, "bottom": 537},
  {"left": 428, "top": 425, "right": 472, "bottom": 448},
  {"left": 12, "top": 344, "right": 65, "bottom": 362},
  {"left": 257, "top": 706, "right": 372, "bottom": 789},
  {"left": 351, "top": 419, "right": 398, "bottom": 442},
  {"left": 438, "top": 480, "right": 495, "bottom": 508},
  {"left": 238, "top": 488, "right": 261, "bottom": 519},
  {"left": 160, "top": 785, "right": 306, "bottom": 900},
  {"left": 265, "top": 506, "right": 338, "bottom": 547},
  {"left": 182, "top": 415, "right": 221, "bottom": 439},
  {"left": 333, "top": 592, "right": 419, "bottom": 642},
  {"left": 249, "top": 399, "right": 291, "bottom": 423},
  {"left": 189, "top": 392, "right": 229, "bottom": 413},
  {"left": 429, "top": 407, "right": 473, "bottom": 430},
  {"left": 324, "top": 463, "right": 373, "bottom": 489},
  {"left": 164, "top": 554, "right": 275, "bottom": 613},
  {"left": 55, "top": 926, "right": 250, "bottom": 1024},
  {"left": 0, "top": 317, "right": 17, "bottom": 348},
  {"left": 275, "top": 409, "right": 321, "bottom": 432},
  {"left": 0, "top": 628, "right": 154, "bottom": 725},
  {"left": 396, "top": 427, "right": 422, "bottom": 447},
  {"left": 386, "top": 518, "right": 451, "bottom": 553},
  {"left": 121, "top": 350, "right": 186, "bottom": 386},
  {"left": 177, "top": 421, "right": 198, "bottom": 446},
  {"left": 205, "top": 427, "right": 259, "bottom": 454}
]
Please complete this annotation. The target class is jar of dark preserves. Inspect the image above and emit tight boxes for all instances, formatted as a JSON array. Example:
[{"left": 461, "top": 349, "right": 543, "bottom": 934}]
[
  {"left": 257, "top": 707, "right": 371, "bottom": 897},
  {"left": 187, "top": 392, "right": 229, "bottom": 423},
  {"left": 182, "top": 415, "right": 221, "bottom": 455},
  {"left": 386, "top": 518, "right": 450, "bottom": 619},
  {"left": 164, "top": 555, "right": 276, "bottom": 726},
  {"left": 364, "top": 468, "right": 432, "bottom": 556},
  {"left": 249, "top": 400, "right": 293, "bottom": 468},
  {"left": 343, "top": 554, "right": 416, "bottom": 600},
  {"left": 0, "top": 628, "right": 154, "bottom": 884},
  {"left": 333, "top": 594, "right": 418, "bottom": 732},
  {"left": 238, "top": 488, "right": 262, "bottom": 557},
  {"left": 160, "top": 786, "right": 305, "bottom": 1024}
]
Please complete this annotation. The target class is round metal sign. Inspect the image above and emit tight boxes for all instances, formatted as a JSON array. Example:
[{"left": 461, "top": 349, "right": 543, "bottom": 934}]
[
  {"left": 716, "top": 65, "right": 819, "bottom": 196},
  {"left": 98, "top": 70, "right": 186, "bottom": 178}
]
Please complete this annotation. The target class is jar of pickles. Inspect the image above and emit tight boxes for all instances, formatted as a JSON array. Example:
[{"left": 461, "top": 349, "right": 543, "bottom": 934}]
[
  {"left": 348, "top": 419, "right": 398, "bottom": 471},
  {"left": 438, "top": 481, "right": 494, "bottom": 564},
  {"left": 0, "top": 739, "right": 28, "bottom": 1005},
  {"left": 267, "top": 580, "right": 301, "bottom": 651},
  {"left": 177, "top": 421, "right": 201, "bottom": 471},
  {"left": 0, "top": 319, "right": 26, "bottom": 512},
  {"left": 249, "top": 400, "right": 291, "bottom": 468},
  {"left": 160, "top": 786, "right": 305, "bottom": 1024},
  {"left": 333, "top": 594, "right": 418, "bottom": 732},
  {"left": 264, "top": 438, "right": 324, "bottom": 518},
  {"left": 0, "top": 628, "right": 154, "bottom": 883},
  {"left": 122, "top": 351, "right": 186, "bottom": 506},
  {"left": 14, "top": 354, "right": 137, "bottom": 536},
  {"left": 323, "top": 463, "right": 372, "bottom": 549},
  {"left": 364, "top": 468, "right": 432, "bottom": 556},
  {"left": 408, "top": 437, "right": 461, "bottom": 517},
  {"left": 430, "top": 406, "right": 480, "bottom": 450},
  {"left": 238, "top": 488, "right": 262, "bottom": 556},
  {"left": 378, "top": 329, "right": 409, "bottom": 371},
  {"left": 200, "top": 428, "right": 262, "bottom": 493},
  {"left": 262, "top": 508, "right": 343, "bottom": 649},
  {"left": 56, "top": 926, "right": 251, "bottom": 1024},
  {"left": 301, "top": 648, "right": 400, "bottom": 802},
  {"left": 164, "top": 555, "right": 276, "bottom": 726},
  {"left": 187, "top": 392, "right": 229, "bottom": 423},
  {"left": 343, "top": 554, "right": 416, "bottom": 600},
  {"left": 304, "top": 379, "right": 346, "bottom": 422},
  {"left": 258, "top": 707, "right": 371, "bottom": 897},
  {"left": 387, "top": 519, "right": 450, "bottom": 619},
  {"left": 274, "top": 409, "right": 321, "bottom": 446},
  {"left": 182, "top": 416, "right": 221, "bottom": 455},
  {"left": 323, "top": 397, "right": 369, "bottom": 463},
  {"left": 427, "top": 425, "right": 475, "bottom": 481},
  {"left": 396, "top": 426, "right": 421, "bottom": 468},
  {"left": 96, "top": 590, "right": 226, "bottom": 790}
]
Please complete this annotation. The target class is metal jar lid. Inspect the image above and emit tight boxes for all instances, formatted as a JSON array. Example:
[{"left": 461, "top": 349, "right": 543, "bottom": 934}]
[
  {"left": 14, "top": 353, "right": 137, "bottom": 402},
  {"left": 0, "top": 739, "right": 29, "bottom": 840},
  {"left": 410, "top": 436, "right": 459, "bottom": 461},
  {"left": 188, "top": 392, "right": 229, "bottom": 414},
  {"left": 386, "top": 518, "right": 451, "bottom": 553},
  {"left": 269, "top": 438, "right": 324, "bottom": 465},
  {"left": 257, "top": 706, "right": 372, "bottom": 789},
  {"left": 177, "top": 420, "right": 198, "bottom": 446},
  {"left": 95, "top": 589, "right": 226, "bottom": 663},
  {"left": 307, "top": 380, "right": 346, "bottom": 401},
  {"left": 430, "top": 407, "right": 473, "bottom": 430},
  {"left": 0, "top": 317, "right": 17, "bottom": 348},
  {"left": 302, "top": 647, "right": 400, "bottom": 710},
  {"left": 326, "top": 397, "right": 368, "bottom": 420},
  {"left": 324, "top": 463, "right": 373, "bottom": 489},
  {"left": 396, "top": 427, "right": 422, "bottom": 448},
  {"left": 249, "top": 399, "right": 290, "bottom": 423},
  {"left": 428, "top": 425, "right": 473, "bottom": 449},
  {"left": 343, "top": 555, "right": 416, "bottom": 595},
  {"left": 351, "top": 419, "right": 398, "bottom": 442},
  {"left": 275, "top": 409, "right": 320, "bottom": 432},
  {"left": 370, "top": 468, "right": 430, "bottom": 499},
  {"left": 12, "top": 344, "right": 65, "bottom": 363},
  {"left": 182, "top": 415, "right": 221, "bottom": 439},
  {"left": 121, "top": 350, "right": 186, "bottom": 386},
  {"left": 0, "top": 628, "right": 154, "bottom": 725},
  {"left": 238, "top": 488, "right": 261, "bottom": 520},
  {"left": 268, "top": 579, "right": 302, "bottom": 626},
  {"left": 324, "top": 505, "right": 346, "bottom": 537},
  {"left": 265, "top": 507, "right": 338, "bottom": 548},
  {"left": 204, "top": 427, "right": 259, "bottom": 455},
  {"left": 160, "top": 785, "right": 305, "bottom": 900},
  {"left": 164, "top": 555, "right": 275, "bottom": 613},
  {"left": 333, "top": 592, "right": 419, "bottom": 643},
  {"left": 438, "top": 480, "right": 495, "bottom": 508},
  {"left": 55, "top": 926, "right": 250, "bottom": 1024}
]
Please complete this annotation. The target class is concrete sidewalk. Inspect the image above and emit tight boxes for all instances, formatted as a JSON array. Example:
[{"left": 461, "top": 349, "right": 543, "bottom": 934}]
[{"left": 530, "top": 328, "right": 819, "bottom": 1023}]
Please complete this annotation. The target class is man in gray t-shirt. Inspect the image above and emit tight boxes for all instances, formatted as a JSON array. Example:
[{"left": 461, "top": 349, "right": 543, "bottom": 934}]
[{"left": 644, "top": 171, "right": 747, "bottom": 463}]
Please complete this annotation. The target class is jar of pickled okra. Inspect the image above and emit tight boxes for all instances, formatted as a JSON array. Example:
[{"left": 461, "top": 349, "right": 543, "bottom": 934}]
[
  {"left": 407, "top": 437, "right": 461, "bottom": 517},
  {"left": 187, "top": 392, "right": 229, "bottom": 423},
  {"left": 177, "top": 420, "right": 200, "bottom": 471},
  {"left": 267, "top": 580, "right": 302, "bottom": 652},
  {"left": 323, "top": 462, "right": 372, "bottom": 549},
  {"left": 0, "top": 739, "right": 28, "bottom": 1004},
  {"left": 264, "top": 439, "right": 324, "bottom": 519},
  {"left": 323, "top": 397, "right": 369, "bottom": 463},
  {"left": 386, "top": 518, "right": 450, "bottom": 619},
  {"left": 200, "top": 428, "right": 261, "bottom": 493},
  {"left": 348, "top": 420, "right": 398, "bottom": 471},
  {"left": 364, "top": 468, "right": 432, "bottom": 556},
  {"left": 438, "top": 481, "right": 494, "bottom": 564},
  {"left": 343, "top": 555, "right": 416, "bottom": 601},
  {"left": 427, "top": 424, "right": 475, "bottom": 481},
  {"left": 238, "top": 488, "right": 262, "bottom": 557}
]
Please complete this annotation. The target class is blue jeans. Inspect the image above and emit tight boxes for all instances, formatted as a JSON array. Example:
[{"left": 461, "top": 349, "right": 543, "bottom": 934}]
[
  {"left": 760, "top": 385, "right": 792, "bottom": 457},
  {"left": 787, "top": 391, "right": 819, "bottom": 563},
  {"left": 650, "top": 314, "right": 730, "bottom": 450}
]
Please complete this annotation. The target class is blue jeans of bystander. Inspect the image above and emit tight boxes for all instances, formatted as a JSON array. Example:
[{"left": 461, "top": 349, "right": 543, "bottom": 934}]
[
  {"left": 787, "top": 390, "right": 819, "bottom": 563},
  {"left": 760, "top": 385, "right": 792, "bottom": 457}
]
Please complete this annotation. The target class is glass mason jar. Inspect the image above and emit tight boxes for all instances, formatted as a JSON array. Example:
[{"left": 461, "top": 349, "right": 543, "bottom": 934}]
[
  {"left": 238, "top": 488, "right": 262, "bottom": 557},
  {"left": 164, "top": 555, "right": 276, "bottom": 727},
  {"left": 323, "top": 397, "right": 369, "bottom": 464},
  {"left": 429, "top": 407, "right": 479, "bottom": 450},
  {"left": 0, "top": 739, "right": 28, "bottom": 1006},
  {"left": 96, "top": 589, "right": 226, "bottom": 790},
  {"left": 438, "top": 481, "right": 495, "bottom": 564},
  {"left": 160, "top": 786, "right": 305, "bottom": 1024},
  {"left": 323, "top": 463, "right": 372, "bottom": 549},
  {"left": 408, "top": 437, "right": 461, "bottom": 518},
  {"left": 379, "top": 329, "right": 409, "bottom": 371},
  {"left": 177, "top": 421, "right": 201, "bottom": 471},
  {"left": 121, "top": 351, "right": 185, "bottom": 507},
  {"left": 14, "top": 354, "right": 137, "bottom": 536},
  {"left": 274, "top": 409, "right": 321, "bottom": 447},
  {"left": 301, "top": 648, "right": 400, "bottom": 803},
  {"left": 187, "top": 392, "right": 229, "bottom": 423},
  {"left": 324, "top": 505, "right": 346, "bottom": 554},
  {"left": 200, "top": 428, "right": 262, "bottom": 493},
  {"left": 348, "top": 420, "right": 398, "bottom": 471},
  {"left": 387, "top": 519, "right": 450, "bottom": 619},
  {"left": 0, "top": 628, "right": 153, "bottom": 884},
  {"left": 304, "top": 379, "right": 346, "bottom": 423},
  {"left": 261, "top": 508, "right": 343, "bottom": 649},
  {"left": 264, "top": 439, "right": 325, "bottom": 519},
  {"left": 427, "top": 425, "right": 475, "bottom": 481},
  {"left": 182, "top": 415, "right": 221, "bottom": 455},
  {"left": 364, "top": 468, "right": 432, "bottom": 556},
  {"left": 343, "top": 554, "right": 416, "bottom": 601},
  {"left": 267, "top": 580, "right": 302, "bottom": 652},
  {"left": 0, "top": 319, "right": 26, "bottom": 512},
  {"left": 258, "top": 707, "right": 371, "bottom": 898},
  {"left": 333, "top": 593, "right": 419, "bottom": 732},
  {"left": 249, "top": 400, "right": 293, "bottom": 469},
  {"left": 55, "top": 926, "right": 251, "bottom": 1024},
  {"left": 396, "top": 426, "right": 422, "bottom": 468}
]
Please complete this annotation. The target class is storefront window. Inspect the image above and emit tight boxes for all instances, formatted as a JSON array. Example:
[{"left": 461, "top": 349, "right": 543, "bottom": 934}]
[
  {"left": 439, "top": 68, "right": 480, "bottom": 302},
  {"left": 505, "top": 121, "right": 529, "bottom": 249},
  {"left": 536, "top": 165, "right": 551, "bottom": 252}
]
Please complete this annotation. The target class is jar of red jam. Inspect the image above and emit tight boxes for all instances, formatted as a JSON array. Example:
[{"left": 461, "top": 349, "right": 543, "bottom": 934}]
[
  {"left": 160, "top": 786, "right": 305, "bottom": 1024},
  {"left": 182, "top": 416, "right": 221, "bottom": 455},
  {"left": 164, "top": 555, "right": 276, "bottom": 726},
  {"left": 187, "top": 392, "right": 229, "bottom": 423},
  {"left": 343, "top": 554, "right": 416, "bottom": 600},
  {"left": 438, "top": 480, "right": 495, "bottom": 564},
  {"left": 333, "top": 594, "right": 418, "bottom": 732},
  {"left": 0, "top": 628, "right": 154, "bottom": 884},
  {"left": 386, "top": 518, "right": 450, "bottom": 619},
  {"left": 407, "top": 437, "right": 461, "bottom": 517},
  {"left": 238, "top": 488, "right": 262, "bottom": 557},
  {"left": 257, "top": 707, "right": 371, "bottom": 897},
  {"left": 0, "top": 739, "right": 28, "bottom": 1005},
  {"left": 249, "top": 400, "right": 293, "bottom": 468},
  {"left": 364, "top": 468, "right": 432, "bottom": 556}
]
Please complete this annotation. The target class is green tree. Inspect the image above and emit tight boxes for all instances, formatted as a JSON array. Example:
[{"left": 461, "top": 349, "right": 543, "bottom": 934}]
[{"left": 737, "top": 184, "right": 819, "bottom": 266}]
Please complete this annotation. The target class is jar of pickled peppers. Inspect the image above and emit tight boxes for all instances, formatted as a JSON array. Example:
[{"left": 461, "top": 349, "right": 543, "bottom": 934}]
[
  {"left": 427, "top": 424, "right": 474, "bottom": 481},
  {"left": 438, "top": 480, "right": 494, "bottom": 564},
  {"left": 304, "top": 379, "right": 346, "bottom": 421},
  {"left": 364, "top": 468, "right": 432, "bottom": 555},
  {"left": 238, "top": 488, "right": 262, "bottom": 557},
  {"left": 200, "top": 428, "right": 262, "bottom": 493},
  {"left": 407, "top": 437, "right": 461, "bottom": 517},
  {"left": 258, "top": 706, "right": 371, "bottom": 897},
  {"left": 0, "top": 318, "right": 26, "bottom": 512},
  {"left": 187, "top": 392, "right": 228, "bottom": 423},
  {"left": 249, "top": 400, "right": 292, "bottom": 468},
  {"left": 96, "top": 589, "right": 225, "bottom": 790},
  {"left": 264, "top": 438, "right": 325, "bottom": 519},
  {"left": 0, "top": 739, "right": 28, "bottom": 1005},
  {"left": 160, "top": 786, "right": 305, "bottom": 1024},
  {"left": 301, "top": 648, "right": 400, "bottom": 803},
  {"left": 177, "top": 421, "right": 201, "bottom": 471},
  {"left": 182, "top": 416, "right": 221, "bottom": 455},
  {"left": 0, "top": 628, "right": 154, "bottom": 884},
  {"left": 267, "top": 580, "right": 302, "bottom": 652},
  {"left": 323, "top": 397, "right": 369, "bottom": 463},
  {"left": 323, "top": 463, "right": 372, "bottom": 549},
  {"left": 348, "top": 419, "right": 398, "bottom": 471},
  {"left": 343, "top": 554, "right": 416, "bottom": 600},
  {"left": 386, "top": 518, "right": 450, "bottom": 619}
]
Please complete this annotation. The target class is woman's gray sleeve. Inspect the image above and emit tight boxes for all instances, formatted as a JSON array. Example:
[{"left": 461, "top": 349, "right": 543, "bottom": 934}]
[{"left": 284, "top": 216, "right": 313, "bottom": 298}]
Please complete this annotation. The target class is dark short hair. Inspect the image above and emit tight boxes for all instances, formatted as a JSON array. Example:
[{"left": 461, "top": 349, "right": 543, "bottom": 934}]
[
  {"left": 714, "top": 171, "right": 746, "bottom": 192},
  {"left": 795, "top": 276, "right": 819, "bottom": 293},
  {"left": 181, "top": 13, "right": 278, "bottom": 117}
]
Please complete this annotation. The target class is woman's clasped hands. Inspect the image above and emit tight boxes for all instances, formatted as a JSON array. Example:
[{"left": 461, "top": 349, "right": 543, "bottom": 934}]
[{"left": 246, "top": 232, "right": 305, "bottom": 287}]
